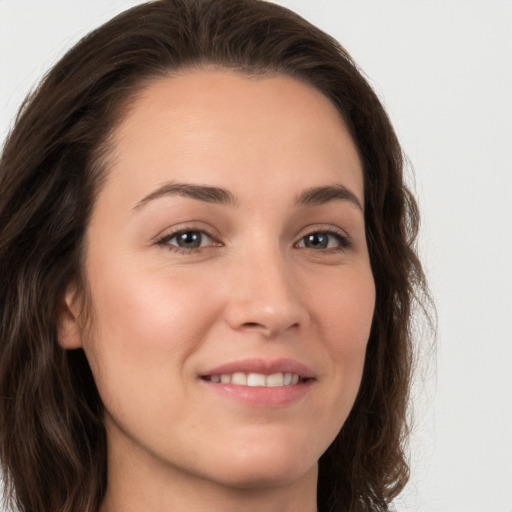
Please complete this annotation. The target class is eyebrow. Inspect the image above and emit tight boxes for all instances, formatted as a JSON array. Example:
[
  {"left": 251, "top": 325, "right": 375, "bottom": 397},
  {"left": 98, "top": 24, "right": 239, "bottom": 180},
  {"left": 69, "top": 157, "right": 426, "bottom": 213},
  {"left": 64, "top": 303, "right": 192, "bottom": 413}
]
[
  {"left": 296, "top": 184, "right": 363, "bottom": 212},
  {"left": 133, "top": 182, "right": 239, "bottom": 210},
  {"left": 133, "top": 181, "right": 363, "bottom": 212}
]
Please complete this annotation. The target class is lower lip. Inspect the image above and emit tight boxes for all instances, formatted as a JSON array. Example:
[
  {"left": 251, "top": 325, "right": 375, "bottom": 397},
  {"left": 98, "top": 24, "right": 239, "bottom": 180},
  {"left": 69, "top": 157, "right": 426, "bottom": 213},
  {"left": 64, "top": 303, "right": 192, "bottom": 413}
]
[{"left": 200, "top": 379, "right": 313, "bottom": 407}]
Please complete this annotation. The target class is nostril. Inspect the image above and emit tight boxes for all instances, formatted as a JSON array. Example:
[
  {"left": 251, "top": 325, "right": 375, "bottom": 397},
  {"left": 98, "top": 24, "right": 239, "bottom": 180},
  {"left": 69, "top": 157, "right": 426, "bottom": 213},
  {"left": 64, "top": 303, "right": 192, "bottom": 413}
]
[
  {"left": 243, "top": 322, "right": 261, "bottom": 329},
  {"left": 239, "top": 320, "right": 301, "bottom": 339}
]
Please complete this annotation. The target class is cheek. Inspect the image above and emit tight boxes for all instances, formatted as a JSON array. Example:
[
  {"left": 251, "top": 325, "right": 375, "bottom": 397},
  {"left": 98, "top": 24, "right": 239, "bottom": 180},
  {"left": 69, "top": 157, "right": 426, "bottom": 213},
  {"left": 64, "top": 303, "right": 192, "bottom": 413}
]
[
  {"left": 311, "top": 267, "right": 375, "bottom": 388},
  {"left": 80, "top": 258, "right": 222, "bottom": 395},
  {"left": 313, "top": 262, "right": 374, "bottom": 333}
]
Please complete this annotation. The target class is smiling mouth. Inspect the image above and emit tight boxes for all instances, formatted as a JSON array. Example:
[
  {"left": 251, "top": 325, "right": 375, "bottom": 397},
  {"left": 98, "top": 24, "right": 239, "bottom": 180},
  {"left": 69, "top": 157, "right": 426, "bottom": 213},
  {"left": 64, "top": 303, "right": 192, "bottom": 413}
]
[
  {"left": 200, "top": 361, "right": 316, "bottom": 406},
  {"left": 201, "top": 372, "right": 311, "bottom": 387}
]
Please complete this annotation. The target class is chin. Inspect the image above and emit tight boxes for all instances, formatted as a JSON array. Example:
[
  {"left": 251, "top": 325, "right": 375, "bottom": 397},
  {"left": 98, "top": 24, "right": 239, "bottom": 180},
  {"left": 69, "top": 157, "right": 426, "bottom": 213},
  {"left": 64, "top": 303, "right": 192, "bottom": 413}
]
[
  {"left": 217, "top": 462, "right": 317, "bottom": 491},
  {"left": 203, "top": 435, "right": 320, "bottom": 490}
]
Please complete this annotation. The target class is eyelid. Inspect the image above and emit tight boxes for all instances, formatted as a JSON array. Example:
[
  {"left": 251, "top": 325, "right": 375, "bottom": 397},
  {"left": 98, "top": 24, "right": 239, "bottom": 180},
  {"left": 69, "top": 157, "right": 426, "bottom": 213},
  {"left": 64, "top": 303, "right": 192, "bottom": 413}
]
[
  {"left": 153, "top": 221, "right": 219, "bottom": 241},
  {"left": 162, "top": 230, "right": 214, "bottom": 246}
]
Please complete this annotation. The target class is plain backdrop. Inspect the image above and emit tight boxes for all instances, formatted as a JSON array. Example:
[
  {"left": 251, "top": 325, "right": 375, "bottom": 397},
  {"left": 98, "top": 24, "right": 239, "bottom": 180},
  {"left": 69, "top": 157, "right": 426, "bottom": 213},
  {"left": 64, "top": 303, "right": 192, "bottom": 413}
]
[{"left": 1, "top": 1, "right": 511, "bottom": 511}]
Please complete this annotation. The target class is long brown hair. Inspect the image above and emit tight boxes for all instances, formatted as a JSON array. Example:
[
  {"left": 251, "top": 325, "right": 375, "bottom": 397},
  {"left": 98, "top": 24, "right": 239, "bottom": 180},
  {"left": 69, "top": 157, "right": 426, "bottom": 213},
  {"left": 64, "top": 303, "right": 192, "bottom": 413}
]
[{"left": 0, "top": 1, "right": 432, "bottom": 511}]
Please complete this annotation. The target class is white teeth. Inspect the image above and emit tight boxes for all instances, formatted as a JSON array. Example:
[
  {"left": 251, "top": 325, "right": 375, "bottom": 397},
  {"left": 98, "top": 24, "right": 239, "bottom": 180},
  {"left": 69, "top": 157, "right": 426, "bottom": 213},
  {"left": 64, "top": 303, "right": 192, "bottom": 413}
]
[
  {"left": 247, "top": 373, "right": 266, "bottom": 386},
  {"left": 231, "top": 372, "right": 247, "bottom": 385},
  {"left": 209, "top": 372, "right": 304, "bottom": 387},
  {"left": 266, "top": 373, "right": 284, "bottom": 387}
]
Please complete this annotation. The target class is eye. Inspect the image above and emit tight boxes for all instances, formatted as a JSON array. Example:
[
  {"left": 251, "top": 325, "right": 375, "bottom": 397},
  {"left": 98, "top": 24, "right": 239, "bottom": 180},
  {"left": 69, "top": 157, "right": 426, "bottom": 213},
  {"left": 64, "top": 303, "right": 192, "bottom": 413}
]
[
  {"left": 295, "top": 230, "right": 351, "bottom": 250},
  {"left": 157, "top": 229, "right": 217, "bottom": 251}
]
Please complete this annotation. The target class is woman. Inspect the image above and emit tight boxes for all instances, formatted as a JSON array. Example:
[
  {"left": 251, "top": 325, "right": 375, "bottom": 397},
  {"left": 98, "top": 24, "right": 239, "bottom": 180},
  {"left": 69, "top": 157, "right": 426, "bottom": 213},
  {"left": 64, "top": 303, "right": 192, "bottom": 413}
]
[{"left": 0, "top": 1, "right": 430, "bottom": 511}]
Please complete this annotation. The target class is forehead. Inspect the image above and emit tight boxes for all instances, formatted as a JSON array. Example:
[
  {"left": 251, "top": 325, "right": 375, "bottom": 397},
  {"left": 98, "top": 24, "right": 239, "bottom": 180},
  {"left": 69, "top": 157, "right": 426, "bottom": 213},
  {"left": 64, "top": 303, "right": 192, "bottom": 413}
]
[{"left": 101, "top": 69, "right": 363, "bottom": 207}]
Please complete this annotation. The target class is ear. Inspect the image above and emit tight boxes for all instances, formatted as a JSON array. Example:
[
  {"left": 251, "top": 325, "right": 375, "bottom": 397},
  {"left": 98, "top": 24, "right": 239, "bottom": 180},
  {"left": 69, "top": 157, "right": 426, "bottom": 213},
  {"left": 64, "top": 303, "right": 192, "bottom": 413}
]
[{"left": 56, "top": 281, "right": 84, "bottom": 349}]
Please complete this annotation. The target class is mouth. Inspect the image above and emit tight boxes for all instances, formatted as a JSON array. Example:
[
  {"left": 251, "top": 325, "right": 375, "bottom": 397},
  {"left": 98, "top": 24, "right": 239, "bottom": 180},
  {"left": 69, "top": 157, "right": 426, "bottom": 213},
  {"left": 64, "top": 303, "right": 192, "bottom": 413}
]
[
  {"left": 201, "top": 372, "right": 311, "bottom": 387},
  {"left": 198, "top": 358, "right": 316, "bottom": 407}
]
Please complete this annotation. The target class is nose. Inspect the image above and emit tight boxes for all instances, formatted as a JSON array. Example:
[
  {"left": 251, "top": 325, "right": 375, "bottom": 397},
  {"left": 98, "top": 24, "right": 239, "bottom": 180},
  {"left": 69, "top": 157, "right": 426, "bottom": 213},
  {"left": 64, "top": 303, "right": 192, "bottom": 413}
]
[{"left": 223, "top": 246, "right": 310, "bottom": 339}]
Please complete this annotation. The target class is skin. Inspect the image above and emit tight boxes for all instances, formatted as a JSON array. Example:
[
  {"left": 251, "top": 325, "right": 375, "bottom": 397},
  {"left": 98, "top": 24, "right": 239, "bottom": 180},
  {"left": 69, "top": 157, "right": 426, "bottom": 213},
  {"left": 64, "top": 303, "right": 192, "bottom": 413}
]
[{"left": 59, "top": 69, "right": 376, "bottom": 512}]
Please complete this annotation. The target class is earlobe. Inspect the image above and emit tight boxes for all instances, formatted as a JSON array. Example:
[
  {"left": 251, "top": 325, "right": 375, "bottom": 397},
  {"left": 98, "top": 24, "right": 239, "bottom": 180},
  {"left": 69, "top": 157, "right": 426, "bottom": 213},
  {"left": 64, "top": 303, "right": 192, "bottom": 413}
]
[{"left": 56, "top": 282, "right": 84, "bottom": 350}]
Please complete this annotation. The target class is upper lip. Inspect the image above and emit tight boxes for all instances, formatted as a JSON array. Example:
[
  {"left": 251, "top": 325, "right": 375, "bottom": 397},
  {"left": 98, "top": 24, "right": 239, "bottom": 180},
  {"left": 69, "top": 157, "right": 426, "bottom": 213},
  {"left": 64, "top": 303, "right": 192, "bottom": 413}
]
[{"left": 200, "top": 358, "right": 317, "bottom": 379}]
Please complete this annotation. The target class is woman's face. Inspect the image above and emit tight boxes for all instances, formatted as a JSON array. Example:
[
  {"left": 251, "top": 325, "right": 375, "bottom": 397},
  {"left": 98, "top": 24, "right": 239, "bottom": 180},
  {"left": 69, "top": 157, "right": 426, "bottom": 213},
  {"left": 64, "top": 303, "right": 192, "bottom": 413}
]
[{"left": 62, "top": 70, "right": 375, "bottom": 493}]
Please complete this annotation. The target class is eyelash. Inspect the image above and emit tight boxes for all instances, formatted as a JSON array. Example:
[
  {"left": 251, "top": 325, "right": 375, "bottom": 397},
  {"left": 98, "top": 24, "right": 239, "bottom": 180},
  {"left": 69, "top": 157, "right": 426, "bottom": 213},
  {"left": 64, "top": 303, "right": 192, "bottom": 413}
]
[
  {"left": 295, "top": 229, "right": 353, "bottom": 251},
  {"left": 156, "top": 229, "right": 220, "bottom": 255},
  {"left": 155, "top": 227, "right": 352, "bottom": 254}
]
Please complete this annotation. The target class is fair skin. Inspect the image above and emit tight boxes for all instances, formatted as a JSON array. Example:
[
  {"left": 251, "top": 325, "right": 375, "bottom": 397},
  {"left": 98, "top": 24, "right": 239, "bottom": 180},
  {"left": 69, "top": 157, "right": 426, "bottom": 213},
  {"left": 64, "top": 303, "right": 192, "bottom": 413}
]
[{"left": 59, "top": 69, "right": 375, "bottom": 512}]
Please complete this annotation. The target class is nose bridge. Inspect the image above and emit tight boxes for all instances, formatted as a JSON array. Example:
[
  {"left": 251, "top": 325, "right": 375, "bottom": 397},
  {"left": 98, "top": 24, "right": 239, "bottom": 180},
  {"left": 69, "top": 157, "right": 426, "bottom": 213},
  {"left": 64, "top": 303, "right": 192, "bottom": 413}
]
[{"left": 224, "top": 239, "right": 308, "bottom": 337}]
